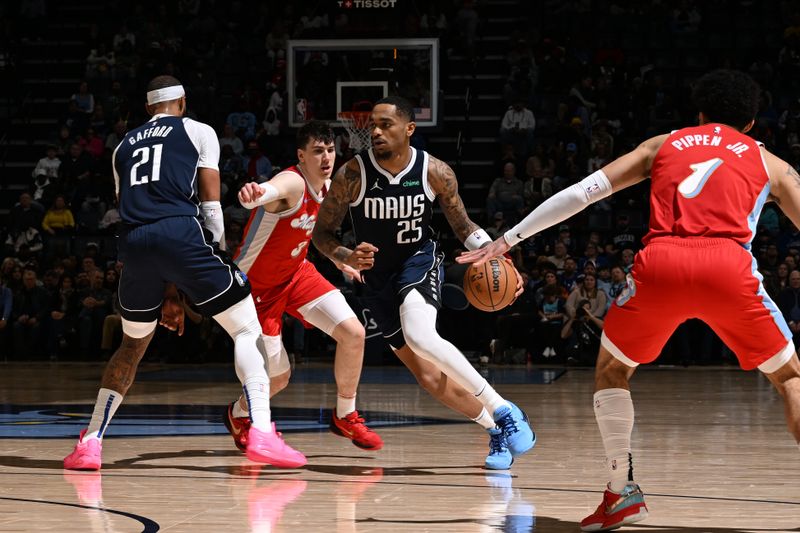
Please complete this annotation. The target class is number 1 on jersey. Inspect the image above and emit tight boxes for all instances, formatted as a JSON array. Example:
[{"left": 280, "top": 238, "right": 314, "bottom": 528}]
[
  {"left": 678, "top": 157, "right": 723, "bottom": 199},
  {"left": 130, "top": 144, "right": 163, "bottom": 186}
]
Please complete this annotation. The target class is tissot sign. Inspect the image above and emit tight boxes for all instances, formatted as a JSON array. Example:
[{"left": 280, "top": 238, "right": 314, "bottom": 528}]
[{"left": 337, "top": 0, "right": 398, "bottom": 7}]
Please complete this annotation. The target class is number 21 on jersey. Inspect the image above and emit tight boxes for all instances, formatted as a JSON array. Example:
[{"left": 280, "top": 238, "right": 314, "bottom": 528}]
[
  {"left": 678, "top": 158, "right": 723, "bottom": 199},
  {"left": 130, "top": 144, "right": 163, "bottom": 186}
]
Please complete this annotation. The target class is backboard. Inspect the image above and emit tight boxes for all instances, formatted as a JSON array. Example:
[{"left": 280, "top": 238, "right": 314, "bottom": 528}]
[{"left": 287, "top": 38, "right": 439, "bottom": 128}]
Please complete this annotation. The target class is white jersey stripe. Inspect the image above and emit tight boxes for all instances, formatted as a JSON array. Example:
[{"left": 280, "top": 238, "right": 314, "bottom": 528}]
[
  {"left": 236, "top": 193, "right": 306, "bottom": 274},
  {"left": 236, "top": 209, "right": 278, "bottom": 274}
]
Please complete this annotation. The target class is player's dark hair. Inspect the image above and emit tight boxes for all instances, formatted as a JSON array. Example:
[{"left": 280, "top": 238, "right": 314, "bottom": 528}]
[
  {"left": 375, "top": 95, "right": 416, "bottom": 122},
  {"left": 146, "top": 75, "right": 183, "bottom": 93},
  {"left": 691, "top": 69, "right": 760, "bottom": 131},
  {"left": 296, "top": 120, "right": 335, "bottom": 149}
]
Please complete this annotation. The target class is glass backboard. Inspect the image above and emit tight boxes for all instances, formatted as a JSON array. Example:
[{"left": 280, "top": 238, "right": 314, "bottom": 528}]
[{"left": 287, "top": 38, "right": 439, "bottom": 128}]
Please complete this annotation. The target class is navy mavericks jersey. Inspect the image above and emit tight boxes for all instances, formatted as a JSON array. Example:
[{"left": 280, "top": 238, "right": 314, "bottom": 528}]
[
  {"left": 113, "top": 114, "right": 220, "bottom": 225},
  {"left": 348, "top": 147, "right": 436, "bottom": 273}
]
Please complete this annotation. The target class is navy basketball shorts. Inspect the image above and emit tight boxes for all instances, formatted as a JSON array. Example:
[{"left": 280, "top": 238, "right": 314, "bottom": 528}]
[
  {"left": 358, "top": 239, "right": 444, "bottom": 349},
  {"left": 117, "top": 216, "right": 251, "bottom": 322}
]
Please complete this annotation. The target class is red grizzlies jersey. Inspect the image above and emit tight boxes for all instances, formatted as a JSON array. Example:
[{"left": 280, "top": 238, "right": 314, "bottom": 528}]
[
  {"left": 234, "top": 166, "right": 327, "bottom": 292},
  {"left": 644, "top": 123, "right": 770, "bottom": 248}
]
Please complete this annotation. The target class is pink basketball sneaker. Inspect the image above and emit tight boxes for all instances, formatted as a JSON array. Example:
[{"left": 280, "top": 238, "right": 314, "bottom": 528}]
[
  {"left": 63, "top": 429, "right": 102, "bottom": 471},
  {"left": 246, "top": 423, "right": 307, "bottom": 468}
]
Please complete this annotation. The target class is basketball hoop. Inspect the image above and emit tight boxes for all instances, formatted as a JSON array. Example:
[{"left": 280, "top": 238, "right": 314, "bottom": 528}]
[{"left": 338, "top": 111, "right": 372, "bottom": 152}]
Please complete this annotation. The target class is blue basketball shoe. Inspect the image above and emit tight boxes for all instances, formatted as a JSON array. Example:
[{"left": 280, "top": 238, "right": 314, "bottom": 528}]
[
  {"left": 493, "top": 402, "right": 535, "bottom": 456},
  {"left": 485, "top": 427, "right": 513, "bottom": 470}
]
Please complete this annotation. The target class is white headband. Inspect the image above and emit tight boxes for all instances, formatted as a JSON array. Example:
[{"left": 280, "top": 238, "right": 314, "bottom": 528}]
[{"left": 146, "top": 85, "right": 185, "bottom": 105}]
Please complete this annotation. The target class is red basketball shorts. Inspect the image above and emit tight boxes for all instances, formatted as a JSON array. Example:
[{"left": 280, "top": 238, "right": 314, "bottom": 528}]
[
  {"left": 602, "top": 237, "right": 793, "bottom": 370},
  {"left": 251, "top": 260, "right": 337, "bottom": 336}
]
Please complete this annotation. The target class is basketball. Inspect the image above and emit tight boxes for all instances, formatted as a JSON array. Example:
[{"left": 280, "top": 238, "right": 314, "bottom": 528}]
[{"left": 463, "top": 257, "right": 517, "bottom": 312}]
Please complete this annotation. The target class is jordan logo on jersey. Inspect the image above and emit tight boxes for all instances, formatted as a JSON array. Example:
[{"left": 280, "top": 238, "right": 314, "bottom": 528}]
[{"left": 370, "top": 180, "right": 383, "bottom": 191}]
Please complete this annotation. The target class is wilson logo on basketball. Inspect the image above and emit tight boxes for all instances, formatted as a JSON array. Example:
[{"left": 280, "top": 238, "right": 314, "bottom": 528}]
[{"left": 491, "top": 262, "right": 501, "bottom": 291}]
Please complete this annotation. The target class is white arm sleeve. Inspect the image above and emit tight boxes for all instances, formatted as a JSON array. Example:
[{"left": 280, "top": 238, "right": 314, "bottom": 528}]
[
  {"left": 239, "top": 182, "right": 280, "bottom": 210},
  {"left": 184, "top": 118, "right": 220, "bottom": 171},
  {"left": 503, "top": 169, "right": 613, "bottom": 246}
]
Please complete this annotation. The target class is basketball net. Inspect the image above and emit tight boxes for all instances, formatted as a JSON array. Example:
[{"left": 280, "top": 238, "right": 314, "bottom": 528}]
[{"left": 338, "top": 111, "right": 372, "bottom": 152}]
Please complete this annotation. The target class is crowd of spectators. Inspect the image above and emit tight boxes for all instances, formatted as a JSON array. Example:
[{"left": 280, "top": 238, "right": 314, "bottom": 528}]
[
  {"left": 2, "top": 0, "right": 800, "bottom": 366},
  {"left": 468, "top": 0, "right": 800, "bottom": 365}
]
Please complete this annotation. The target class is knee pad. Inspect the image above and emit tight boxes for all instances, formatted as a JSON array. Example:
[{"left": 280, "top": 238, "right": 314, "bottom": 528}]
[
  {"left": 259, "top": 334, "right": 290, "bottom": 377},
  {"left": 399, "top": 290, "right": 444, "bottom": 358}
]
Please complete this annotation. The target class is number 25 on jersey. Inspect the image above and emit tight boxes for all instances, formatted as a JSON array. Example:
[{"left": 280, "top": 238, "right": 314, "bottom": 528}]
[
  {"left": 678, "top": 158, "right": 723, "bottom": 199},
  {"left": 130, "top": 144, "right": 163, "bottom": 186}
]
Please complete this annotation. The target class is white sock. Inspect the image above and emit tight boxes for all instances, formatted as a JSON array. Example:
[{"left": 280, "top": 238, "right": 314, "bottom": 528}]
[
  {"left": 472, "top": 407, "right": 496, "bottom": 429},
  {"left": 476, "top": 383, "right": 511, "bottom": 418},
  {"left": 85, "top": 388, "right": 123, "bottom": 440},
  {"left": 233, "top": 394, "right": 248, "bottom": 418},
  {"left": 336, "top": 394, "right": 356, "bottom": 419},
  {"left": 243, "top": 376, "right": 271, "bottom": 432},
  {"left": 594, "top": 388, "right": 635, "bottom": 493}
]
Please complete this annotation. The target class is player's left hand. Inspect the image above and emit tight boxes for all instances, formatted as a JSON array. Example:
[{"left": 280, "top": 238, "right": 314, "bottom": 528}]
[
  {"left": 160, "top": 295, "right": 185, "bottom": 336},
  {"left": 456, "top": 236, "right": 511, "bottom": 266},
  {"left": 503, "top": 256, "right": 524, "bottom": 300}
]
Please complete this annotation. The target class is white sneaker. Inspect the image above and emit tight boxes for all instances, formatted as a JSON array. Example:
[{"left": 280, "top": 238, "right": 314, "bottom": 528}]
[
  {"left": 550, "top": 347, "right": 557, "bottom": 358},
  {"left": 542, "top": 347, "right": 552, "bottom": 358}
]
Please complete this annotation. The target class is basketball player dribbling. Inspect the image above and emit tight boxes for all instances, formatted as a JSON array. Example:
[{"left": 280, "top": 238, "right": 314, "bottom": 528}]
[
  {"left": 63, "top": 75, "right": 306, "bottom": 471},
  {"left": 223, "top": 120, "right": 383, "bottom": 452},
  {"left": 313, "top": 96, "right": 536, "bottom": 470},
  {"left": 459, "top": 69, "right": 800, "bottom": 530}
]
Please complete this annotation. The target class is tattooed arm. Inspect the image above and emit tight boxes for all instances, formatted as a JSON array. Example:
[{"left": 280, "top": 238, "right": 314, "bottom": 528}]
[
  {"left": 312, "top": 159, "right": 378, "bottom": 270},
  {"left": 427, "top": 155, "right": 482, "bottom": 242},
  {"left": 764, "top": 147, "right": 800, "bottom": 230}
]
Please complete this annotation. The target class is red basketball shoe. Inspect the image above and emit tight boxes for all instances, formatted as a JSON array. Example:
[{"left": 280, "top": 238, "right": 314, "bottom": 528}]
[
  {"left": 580, "top": 483, "right": 649, "bottom": 532},
  {"left": 223, "top": 401, "right": 251, "bottom": 452},
  {"left": 329, "top": 410, "right": 384, "bottom": 451}
]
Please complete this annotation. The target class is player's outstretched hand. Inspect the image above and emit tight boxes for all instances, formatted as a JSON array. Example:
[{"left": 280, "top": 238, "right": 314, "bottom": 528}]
[
  {"left": 160, "top": 295, "right": 185, "bottom": 336},
  {"left": 345, "top": 242, "right": 379, "bottom": 271},
  {"left": 337, "top": 263, "right": 364, "bottom": 283},
  {"left": 456, "top": 236, "right": 511, "bottom": 266},
  {"left": 238, "top": 182, "right": 264, "bottom": 207}
]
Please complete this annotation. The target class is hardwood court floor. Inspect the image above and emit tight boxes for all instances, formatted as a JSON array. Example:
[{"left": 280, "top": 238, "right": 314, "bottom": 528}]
[{"left": 0, "top": 362, "right": 798, "bottom": 532}]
